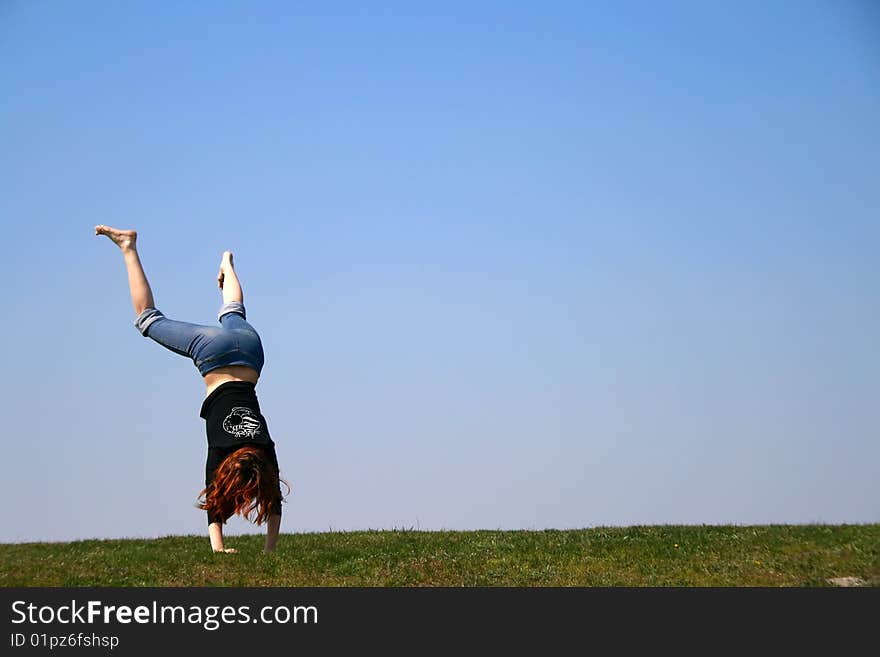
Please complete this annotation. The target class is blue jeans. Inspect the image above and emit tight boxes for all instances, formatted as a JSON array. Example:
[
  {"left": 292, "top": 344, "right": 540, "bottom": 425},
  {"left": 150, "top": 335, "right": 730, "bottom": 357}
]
[{"left": 134, "top": 301, "right": 265, "bottom": 376}]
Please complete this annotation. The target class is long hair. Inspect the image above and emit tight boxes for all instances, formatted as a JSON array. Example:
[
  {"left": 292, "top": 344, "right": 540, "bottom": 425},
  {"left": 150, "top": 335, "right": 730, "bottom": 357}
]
[{"left": 198, "top": 445, "right": 289, "bottom": 525}]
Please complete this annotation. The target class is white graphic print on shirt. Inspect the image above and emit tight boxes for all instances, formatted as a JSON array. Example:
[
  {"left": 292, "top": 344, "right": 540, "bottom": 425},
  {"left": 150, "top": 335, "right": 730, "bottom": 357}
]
[{"left": 222, "top": 407, "right": 262, "bottom": 439}]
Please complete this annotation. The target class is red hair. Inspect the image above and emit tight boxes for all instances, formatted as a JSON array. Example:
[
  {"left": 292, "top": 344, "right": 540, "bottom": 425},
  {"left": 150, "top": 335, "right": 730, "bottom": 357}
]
[{"left": 198, "top": 446, "right": 289, "bottom": 525}]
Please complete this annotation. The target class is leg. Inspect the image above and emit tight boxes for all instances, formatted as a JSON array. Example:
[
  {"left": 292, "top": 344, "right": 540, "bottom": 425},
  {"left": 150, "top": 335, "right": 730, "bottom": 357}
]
[
  {"left": 97, "top": 224, "right": 220, "bottom": 361},
  {"left": 137, "top": 314, "right": 222, "bottom": 360},
  {"left": 217, "top": 251, "right": 255, "bottom": 330},
  {"left": 217, "top": 251, "right": 242, "bottom": 306},
  {"left": 95, "top": 226, "right": 154, "bottom": 315}
]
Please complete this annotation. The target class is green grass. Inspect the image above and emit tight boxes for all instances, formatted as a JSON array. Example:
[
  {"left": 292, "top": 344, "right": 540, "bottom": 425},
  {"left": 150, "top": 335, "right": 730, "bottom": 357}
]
[{"left": 2, "top": 525, "right": 878, "bottom": 587}]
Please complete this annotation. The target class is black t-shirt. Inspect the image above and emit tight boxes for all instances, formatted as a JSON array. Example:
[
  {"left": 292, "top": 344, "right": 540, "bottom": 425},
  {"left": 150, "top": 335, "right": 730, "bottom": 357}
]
[{"left": 199, "top": 381, "right": 281, "bottom": 523}]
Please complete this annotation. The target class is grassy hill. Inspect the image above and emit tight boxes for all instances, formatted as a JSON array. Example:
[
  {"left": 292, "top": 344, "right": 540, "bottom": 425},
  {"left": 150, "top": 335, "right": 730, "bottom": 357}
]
[{"left": 2, "top": 525, "right": 878, "bottom": 586}]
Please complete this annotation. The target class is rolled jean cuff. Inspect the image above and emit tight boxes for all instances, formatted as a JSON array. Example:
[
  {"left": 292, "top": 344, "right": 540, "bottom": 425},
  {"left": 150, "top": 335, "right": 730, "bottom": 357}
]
[
  {"left": 218, "top": 301, "right": 246, "bottom": 321},
  {"left": 134, "top": 307, "right": 165, "bottom": 336}
]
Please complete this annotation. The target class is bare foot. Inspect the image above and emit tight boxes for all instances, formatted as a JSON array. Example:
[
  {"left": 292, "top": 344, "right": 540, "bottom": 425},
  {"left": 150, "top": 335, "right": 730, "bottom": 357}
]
[
  {"left": 95, "top": 225, "right": 137, "bottom": 251},
  {"left": 213, "top": 548, "right": 238, "bottom": 554}
]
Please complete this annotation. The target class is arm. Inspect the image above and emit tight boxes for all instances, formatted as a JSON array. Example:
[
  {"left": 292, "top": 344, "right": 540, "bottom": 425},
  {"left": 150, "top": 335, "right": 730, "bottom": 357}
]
[
  {"left": 264, "top": 514, "right": 281, "bottom": 553},
  {"left": 205, "top": 450, "right": 235, "bottom": 553},
  {"left": 209, "top": 522, "right": 237, "bottom": 554}
]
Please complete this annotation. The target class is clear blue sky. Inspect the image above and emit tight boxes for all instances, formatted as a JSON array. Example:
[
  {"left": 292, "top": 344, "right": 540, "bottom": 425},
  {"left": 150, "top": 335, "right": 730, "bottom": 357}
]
[{"left": 1, "top": 1, "right": 877, "bottom": 542}]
